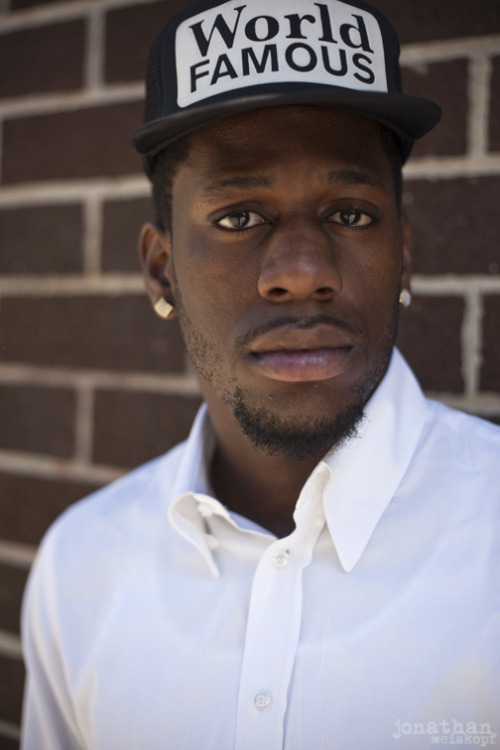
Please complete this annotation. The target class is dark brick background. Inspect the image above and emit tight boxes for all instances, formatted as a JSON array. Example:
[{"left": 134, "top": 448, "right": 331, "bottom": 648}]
[
  {"left": 102, "top": 198, "right": 153, "bottom": 272},
  {"left": 0, "top": 384, "right": 76, "bottom": 456},
  {"left": 490, "top": 56, "right": 500, "bottom": 152},
  {"left": 0, "top": 567, "right": 29, "bottom": 634},
  {"left": 0, "top": 658, "right": 25, "bottom": 727},
  {"left": 2, "top": 102, "right": 144, "bottom": 184},
  {"left": 402, "top": 60, "right": 468, "bottom": 159},
  {"left": 0, "top": 205, "right": 83, "bottom": 275},
  {"left": 403, "top": 177, "right": 500, "bottom": 275},
  {"left": 0, "top": 296, "right": 185, "bottom": 372},
  {"left": 481, "top": 296, "right": 500, "bottom": 391},
  {"left": 375, "top": 0, "right": 500, "bottom": 43},
  {"left": 93, "top": 390, "right": 201, "bottom": 467},
  {"left": 0, "top": 21, "right": 85, "bottom": 98},
  {"left": 397, "top": 296, "right": 465, "bottom": 393}
]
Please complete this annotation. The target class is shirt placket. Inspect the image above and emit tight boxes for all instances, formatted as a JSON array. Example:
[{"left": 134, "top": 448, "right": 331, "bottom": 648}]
[{"left": 233, "top": 488, "right": 326, "bottom": 750}]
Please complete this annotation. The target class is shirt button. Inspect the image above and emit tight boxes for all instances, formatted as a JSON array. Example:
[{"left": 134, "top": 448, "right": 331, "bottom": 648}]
[
  {"left": 272, "top": 550, "right": 289, "bottom": 569},
  {"left": 254, "top": 692, "right": 272, "bottom": 710}
]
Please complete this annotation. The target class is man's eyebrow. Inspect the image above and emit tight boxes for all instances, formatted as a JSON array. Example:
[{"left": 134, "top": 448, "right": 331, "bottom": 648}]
[
  {"left": 201, "top": 169, "right": 386, "bottom": 199},
  {"left": 326, "top": 168, "right": 386, "bottom": 189},
  {"left": 204, "top": 175, "right": 273, "bottom": 193}
]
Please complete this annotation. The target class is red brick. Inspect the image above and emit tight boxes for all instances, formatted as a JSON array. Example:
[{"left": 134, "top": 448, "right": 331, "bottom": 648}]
[
  {"left": 0, "top": 473, "right": 100, "bottom": 546},
  {"left": 0, "top": 295, "right": 185, "bottom": 373},
  {"left": 402, "top": 60, "right": 468, "bottom": 159},
  {"left": 403, "top": 177, "right": 500, "bottom": 275},
  {"left": 0, "top": 205, "right": 83, "bottom": 275},
  {"left": 489, "top": 57, "right": 500, "bottom": 153},
  {"left": 105, "top": 0, "right": 189, "bottom": 83},
  {"left": 1, "top": 102, "right": 143, "bottom": 185},
  {"left": 0, "top": 565, "right": 28, "bottom": 634},
  {"left": 102, "top": 198, "right": 153, "bottom": 272},
  {"left": 0, "top": 384, "right": 75, "bottom": 457},
  {"left": 397, "top": 296, "right": 464, "bottom": 393},
  {"left": 480, "top": 295, "right": 500, "bottom": 392},
  {"left": 374, "top": 0, "right": 500, "bottom": 44},
  {"left": 0, "top": 21, "right": 84, "bottom": 99},
  {"left": 93, "top": 390, "right": 201, "bottom": 468},
  {"left": 0, "top": 656, "right": 24, "bottom": 726}
]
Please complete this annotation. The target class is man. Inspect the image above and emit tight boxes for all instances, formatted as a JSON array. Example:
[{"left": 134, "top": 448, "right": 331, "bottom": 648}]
[{"left": 21, "top": 1, "right": 500, "bottom": 748}]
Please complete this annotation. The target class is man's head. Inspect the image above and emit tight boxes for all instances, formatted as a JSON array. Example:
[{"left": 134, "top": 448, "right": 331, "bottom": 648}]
[
  {"left": 140, "top": 105, "right": 411, "bottom": 459},
  {"left": 133, "top": 0, "right": 440, "bottom": 461}
]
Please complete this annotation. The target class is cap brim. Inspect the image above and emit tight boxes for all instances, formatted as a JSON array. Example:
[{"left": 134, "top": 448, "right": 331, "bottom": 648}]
[{"left": 131, "top": 83, "right": 441, "bottom": 166}]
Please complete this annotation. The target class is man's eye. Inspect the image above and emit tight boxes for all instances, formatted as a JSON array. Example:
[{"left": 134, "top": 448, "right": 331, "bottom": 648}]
[
  {"left": 216, "top": 210, "right": 264, "bottom": 230},
  {"left": 330, "top": 209, "right": 373, "bottom": 227}
]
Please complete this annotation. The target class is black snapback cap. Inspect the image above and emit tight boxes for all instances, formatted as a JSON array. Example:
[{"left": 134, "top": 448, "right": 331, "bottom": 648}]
[{"left": 131, "top": 0, "right": 441, "bottom": 176}]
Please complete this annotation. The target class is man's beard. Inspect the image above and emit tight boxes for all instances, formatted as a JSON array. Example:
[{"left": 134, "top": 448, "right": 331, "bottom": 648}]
[{"left": 228, "top": 386, "right": 366, "bottom": 460}]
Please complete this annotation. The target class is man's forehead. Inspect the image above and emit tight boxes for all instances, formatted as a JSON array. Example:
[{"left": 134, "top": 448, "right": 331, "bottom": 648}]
[
  {"left": 183, "top": 105, "right": 388, "bottom": 176},
  {"left": 176, "top": 127, "right": 392, "bottom": 206}
]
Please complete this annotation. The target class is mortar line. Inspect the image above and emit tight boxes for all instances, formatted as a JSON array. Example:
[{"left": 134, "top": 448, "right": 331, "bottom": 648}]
[
  {"left": 461, "top": 288, "right": 484, "bottom": 397},
  {"left": 84, "top": 5, "right": 106, "bottom": 91},
  {"left": 467, "top": 55, "right": 492, "bottom": 157},
  {"left": 83, "top": 195, "right": 103, "bottom": 275},
  {"left": 0, "top": 363, "right": 200, "bottom": 395},
  {"left": 0, "top": 718, "right": 21, "bottom": 742},
  {"left": 401, "top": 35, "right": 500, "bottom": 64},
  {"left": 0, "top": 629, "right": 22, "bottom": 660},
  {"left": 0, "top": 449, "right": 124, "bottom": 484},
  {"left": 0, "top": 83, "right": 144, "bottom": 119},
  {"left": 0, "top": 539, "right": 37, "bottom": 569},
  {"left": 0, "top": 176, "right": 149, "bottom": 206}
]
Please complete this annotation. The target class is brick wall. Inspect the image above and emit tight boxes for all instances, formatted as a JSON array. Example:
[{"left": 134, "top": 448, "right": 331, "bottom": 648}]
[{"left": 0, "top": 0, "right": 499, "bottom": 745}]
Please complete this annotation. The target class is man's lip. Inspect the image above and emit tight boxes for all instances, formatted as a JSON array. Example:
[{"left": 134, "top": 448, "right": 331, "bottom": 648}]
[
  {"left": 249, "top": 323, "right": 355, "bottom": 353},
  {"left": 251, "top": 347, "right": 353, "bottom": 382},
  {"left": 248, "top": 324, "right": 355, "bottom": 383}
]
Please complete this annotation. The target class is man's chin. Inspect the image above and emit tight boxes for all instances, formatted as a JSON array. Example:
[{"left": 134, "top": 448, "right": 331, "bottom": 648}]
[{"left": 229, "top": 389, "right": 366, "bottom": 462}]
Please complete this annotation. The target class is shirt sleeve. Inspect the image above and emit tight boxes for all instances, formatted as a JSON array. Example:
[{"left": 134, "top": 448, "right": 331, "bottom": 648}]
[{"left": 21, "top": 534, "right": 87, "bottom": 750}]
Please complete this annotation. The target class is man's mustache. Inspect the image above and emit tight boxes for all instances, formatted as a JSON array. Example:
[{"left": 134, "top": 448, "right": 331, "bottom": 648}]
[{"left": 236, "top": 313, "right": 363, "bottom": 349}]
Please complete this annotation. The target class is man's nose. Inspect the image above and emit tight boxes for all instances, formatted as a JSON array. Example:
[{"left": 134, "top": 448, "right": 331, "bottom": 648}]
[{"left": 257, "top": 216, "right": 342, "bottom": 303}]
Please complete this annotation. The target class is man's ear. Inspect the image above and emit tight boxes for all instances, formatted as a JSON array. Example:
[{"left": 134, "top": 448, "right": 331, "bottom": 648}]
[
  {"left": 138, "top": 222, "right": 176, "bottom": 316},
  {"left": 400, "top": 213, "right": 412, "bottom": 293}
]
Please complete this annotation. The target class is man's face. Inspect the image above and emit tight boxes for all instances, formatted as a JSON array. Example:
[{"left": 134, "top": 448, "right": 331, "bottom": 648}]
[{"left": 148, "top": 106, "right": 410, "bottom": 459}]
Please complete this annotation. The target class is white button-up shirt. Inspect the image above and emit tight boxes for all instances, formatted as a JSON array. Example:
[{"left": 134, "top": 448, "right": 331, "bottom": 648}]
[{"left": 21, "top": 350, "right": 500, "bottom": 750}]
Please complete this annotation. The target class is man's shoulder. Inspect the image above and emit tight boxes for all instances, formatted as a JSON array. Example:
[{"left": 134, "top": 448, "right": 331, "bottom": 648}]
[
  {"left": 428, "top": 398, "right": 500, "bottom": 441},
  {"left": 37, "top": 439, "right": 188, "bottom": 566},
  {"left": 424, "top": 397, "right": 500, "bottom": 475}
]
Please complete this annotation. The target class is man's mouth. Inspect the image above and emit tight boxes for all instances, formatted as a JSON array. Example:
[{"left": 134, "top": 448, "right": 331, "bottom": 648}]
[{"left": 249, "top": 323, "right": 355, "bottom": 383}]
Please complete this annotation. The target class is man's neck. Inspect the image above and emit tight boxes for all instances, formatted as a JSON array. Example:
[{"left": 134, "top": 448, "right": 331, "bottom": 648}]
[{"left": 209, "top": 426, "right": 323, "bottom": 538}]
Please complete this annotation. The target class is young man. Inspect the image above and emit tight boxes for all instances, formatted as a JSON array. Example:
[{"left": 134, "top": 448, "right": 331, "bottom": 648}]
[{"left": 21, "top": 1, "right": 500, "bottom": 748}]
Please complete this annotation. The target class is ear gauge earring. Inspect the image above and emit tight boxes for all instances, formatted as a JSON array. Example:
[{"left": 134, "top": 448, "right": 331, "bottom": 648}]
[
  {"left": 154, "top": 298, "right": 174, "bottom": 319},
  {"left": 399, "top": 289, "right": 412, "bottom": 308}
]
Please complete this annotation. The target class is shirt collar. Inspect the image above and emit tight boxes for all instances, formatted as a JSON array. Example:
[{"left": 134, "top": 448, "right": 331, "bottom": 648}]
[
  {"left": 166, "top": 348, "right": 429, "bottom": 575},
  {"left": 322, "top": 348, "right": 429, "bottom": 571}
]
